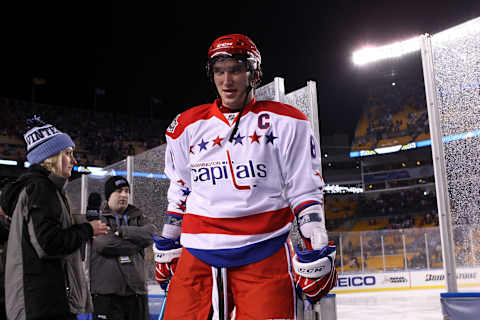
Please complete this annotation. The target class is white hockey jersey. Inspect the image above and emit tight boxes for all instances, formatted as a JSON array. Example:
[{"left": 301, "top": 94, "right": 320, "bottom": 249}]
[{"left": 163, "top": 98, "right": 324, "bottom": 268}]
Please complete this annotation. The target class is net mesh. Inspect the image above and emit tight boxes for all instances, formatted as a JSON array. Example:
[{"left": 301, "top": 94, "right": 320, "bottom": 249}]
[
  {"left": 132, "top": 144, "right": 169, "bottom": 281},
  {"left": 431, "top": 18, "right": 480, "bottom": 266}
]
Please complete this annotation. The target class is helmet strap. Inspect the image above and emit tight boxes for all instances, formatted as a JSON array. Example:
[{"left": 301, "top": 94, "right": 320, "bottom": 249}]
[{"left": 228, "top": 85, "right": 252, "bottom": 143}]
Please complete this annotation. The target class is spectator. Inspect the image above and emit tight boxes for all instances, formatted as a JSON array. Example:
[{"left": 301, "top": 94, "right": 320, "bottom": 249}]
[
  {"left": 349, "top": 256, "right": 361, "bottom": 270},
  {"left": 89, "top": 176, "right": 155, "bottom": 320}
]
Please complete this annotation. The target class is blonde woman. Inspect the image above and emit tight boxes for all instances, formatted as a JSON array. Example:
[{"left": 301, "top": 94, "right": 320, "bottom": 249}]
[{"left": 4, "top": 118, "right": 109, "bottom": 320}]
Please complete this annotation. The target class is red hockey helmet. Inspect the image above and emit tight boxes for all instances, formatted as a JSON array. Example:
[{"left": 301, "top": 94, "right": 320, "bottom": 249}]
[{"left": 206, "top": 34, "right": 262, "bottom": 87}]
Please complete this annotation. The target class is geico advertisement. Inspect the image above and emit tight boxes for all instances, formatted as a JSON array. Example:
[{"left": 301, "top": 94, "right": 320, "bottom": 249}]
[
  {"left": 334, "top": 275, "right": 377, "bottom": 291},
  {"left": 334, "top": 273, "right": 410, "bottom": 292}
]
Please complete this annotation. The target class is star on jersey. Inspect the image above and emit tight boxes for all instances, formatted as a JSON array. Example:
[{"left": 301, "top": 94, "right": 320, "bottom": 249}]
[
  {"left": 212, "top": 136, "right": 224, "bottom": 147},
  {"left": 249, "top": 131, "right": 262, "bottom": 144},
  {"left": 181, "top": 187, "right": 191, "bottom": 196},
  {"left": 192, "top": 130, "right": 277, "bottom": 151},
  {"left": 265, "top": 131, "right": 278, "bottom": 144},
  {"left": 198, "top": 139, "right": 209, "bottom": 151},
  {"left": 177, "top": 199, "right": 186, "bottom": 212},
  {"left": 233, "top": 133, "right": 245, "bottom": 145}
]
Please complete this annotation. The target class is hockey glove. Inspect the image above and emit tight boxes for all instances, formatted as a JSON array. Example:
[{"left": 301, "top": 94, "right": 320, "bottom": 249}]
[
  {"left": 153, "top": 235, "right": 182, "bottom": 290},
  {"left": 293, "top": 241, "right": 338, "bottom": 302}
]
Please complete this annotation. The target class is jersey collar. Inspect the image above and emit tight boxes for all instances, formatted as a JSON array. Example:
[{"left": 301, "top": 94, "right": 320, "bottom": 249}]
[{"left": 212, "top": 98, "right": 257, "bottom": 126}]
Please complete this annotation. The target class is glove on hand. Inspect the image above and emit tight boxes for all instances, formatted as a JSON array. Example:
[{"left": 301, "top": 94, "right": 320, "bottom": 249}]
[
  {"left": 153, "top": 235, "right": 182, "bottom": 289},
  {"left": 293, "top": 241, "right": 338, "bottom": 302}
]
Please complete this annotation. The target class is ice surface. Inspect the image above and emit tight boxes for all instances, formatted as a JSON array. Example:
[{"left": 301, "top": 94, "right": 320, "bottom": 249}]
[
  {"left": 337, "top": 286, "right": 480, "bottom": 319},
  {"left": 337, "top": 289, "right": 442, "bottom": 320}
]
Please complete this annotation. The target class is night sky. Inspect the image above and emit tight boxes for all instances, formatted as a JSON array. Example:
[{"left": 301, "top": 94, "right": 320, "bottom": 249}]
[{"left": 1, "top": 1, "right": 479, "bottom": 142}]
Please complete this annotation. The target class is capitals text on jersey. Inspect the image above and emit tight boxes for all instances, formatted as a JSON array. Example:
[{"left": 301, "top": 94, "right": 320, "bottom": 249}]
[{"left": 191, "top": 155, "right": 267, "bottom": 186}]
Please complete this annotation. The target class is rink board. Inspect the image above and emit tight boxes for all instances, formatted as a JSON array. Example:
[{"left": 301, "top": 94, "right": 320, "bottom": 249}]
[{"left": 332, "top": 267, "right": 480, "bottom": 293}]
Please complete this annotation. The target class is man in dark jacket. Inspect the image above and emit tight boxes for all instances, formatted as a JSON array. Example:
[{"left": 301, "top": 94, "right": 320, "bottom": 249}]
[{"left": 90, "top": 176, "right": 156, "bottom": 320}]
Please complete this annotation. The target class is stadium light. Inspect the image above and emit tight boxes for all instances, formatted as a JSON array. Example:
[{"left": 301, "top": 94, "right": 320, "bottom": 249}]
[
  {"left": 352, "top": 36, "right": 421, "bottom": 65},
  {"left": 0, "top": 159, "right": 17, "bottom": 166},
  {"left": 353, "top": 17, "right": 480, "bottom": 66},
  {"left": 324, "top": 185, "right": 363, "bottom": 194}
]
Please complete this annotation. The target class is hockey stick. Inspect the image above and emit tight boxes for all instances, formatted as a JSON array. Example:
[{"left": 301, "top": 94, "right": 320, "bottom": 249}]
[
  {"left": 158, "top": 284, "right": 168, "bottom": 320},
  {"left": 289, "top": 216, "right": 313, "bottom": 315},
  {"left": 291, "top": 219, "right": 328, "bottom": 317}
]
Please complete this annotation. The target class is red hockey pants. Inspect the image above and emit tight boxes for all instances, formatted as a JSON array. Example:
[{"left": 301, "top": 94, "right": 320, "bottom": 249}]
[{"left": 163, "top": 244, "right": 296, "bottom": 319}]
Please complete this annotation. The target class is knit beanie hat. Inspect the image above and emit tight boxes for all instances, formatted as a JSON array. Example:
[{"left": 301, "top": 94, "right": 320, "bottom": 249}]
[
  {"left": 105, "top": 176, "right": 130, "bottom": 201},
  {"left": 24, "top": 116, "right": 75, "bottom": 164}
]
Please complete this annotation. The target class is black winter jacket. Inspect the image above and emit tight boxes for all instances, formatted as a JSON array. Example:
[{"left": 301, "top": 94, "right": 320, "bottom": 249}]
[{"left": 5, "top": 164, "right": 94, "bottom": 319}]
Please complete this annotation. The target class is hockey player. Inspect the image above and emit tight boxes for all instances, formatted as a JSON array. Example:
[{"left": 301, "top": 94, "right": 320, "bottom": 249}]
[{"left": 153, "top": 33, "right": 337, "bottom": 319}]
